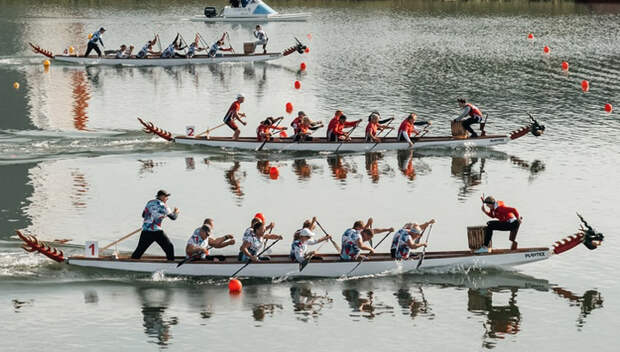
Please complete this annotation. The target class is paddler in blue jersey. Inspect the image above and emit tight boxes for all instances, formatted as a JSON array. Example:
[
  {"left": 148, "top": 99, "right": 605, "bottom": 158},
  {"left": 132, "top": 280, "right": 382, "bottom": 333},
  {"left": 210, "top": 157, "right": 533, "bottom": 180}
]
[
  {"left": 208, "top": 33, "right": 234, "bottom": 57},
  {"left": 131, "top": 190, "right": 179, "bottom": 261},
  {"left": 84, "top": 27, "right": 106, "bottom": 57}
]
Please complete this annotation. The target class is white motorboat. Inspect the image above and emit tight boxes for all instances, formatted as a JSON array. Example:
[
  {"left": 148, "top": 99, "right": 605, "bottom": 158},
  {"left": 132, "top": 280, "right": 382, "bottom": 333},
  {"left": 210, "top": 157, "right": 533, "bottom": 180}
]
[{"left": 191, "top": 0, "right": 310, "bottom": 22}]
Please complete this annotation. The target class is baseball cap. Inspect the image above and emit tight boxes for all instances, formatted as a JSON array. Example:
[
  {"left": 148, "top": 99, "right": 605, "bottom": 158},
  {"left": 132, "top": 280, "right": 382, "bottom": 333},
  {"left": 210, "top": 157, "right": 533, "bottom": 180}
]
[
  {"left": 300, "top": 228, "right": 314, "bottom": 238},
  {"left": 156, "top": 190, "right": 171, "bottom": 197}
]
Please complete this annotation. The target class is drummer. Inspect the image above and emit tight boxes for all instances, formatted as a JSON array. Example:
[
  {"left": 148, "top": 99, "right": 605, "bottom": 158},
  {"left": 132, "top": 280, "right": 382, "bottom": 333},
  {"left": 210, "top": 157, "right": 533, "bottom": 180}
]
[
  {"left": 84, "top": 27, "right": 106, "bottom": 57},
  {"left": 131, "top": 190, "right": 179, "bottom": 261},
  {"left": 223, "top": 94, "right": 247, "bottom": 140},
  {"left": 239, "top": 220, "right": 283, "bottom": 262},
  {"left": 185, "top": 218, "right": 236, "bottom": 261},
  {"left": 454, "top": 98, "right": 484, "bottom": 138},
  {"left": 254, "top": 25, "right": 268, "bottom": 54}
]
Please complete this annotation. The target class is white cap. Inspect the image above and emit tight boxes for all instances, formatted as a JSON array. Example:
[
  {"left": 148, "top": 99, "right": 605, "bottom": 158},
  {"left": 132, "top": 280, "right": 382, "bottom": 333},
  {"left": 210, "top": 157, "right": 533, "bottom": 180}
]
[
  {"left": 300, "top": 228, "right": 315, "bottom": 238},
  {"left": 237, "top": 93, "right": 245, "bottom": 99}
]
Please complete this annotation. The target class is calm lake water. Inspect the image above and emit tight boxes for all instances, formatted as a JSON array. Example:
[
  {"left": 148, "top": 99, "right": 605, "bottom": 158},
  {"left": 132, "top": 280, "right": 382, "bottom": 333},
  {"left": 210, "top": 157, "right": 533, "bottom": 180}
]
[{"left": 1, "top": 0, "right": 619, "bottom": 351}]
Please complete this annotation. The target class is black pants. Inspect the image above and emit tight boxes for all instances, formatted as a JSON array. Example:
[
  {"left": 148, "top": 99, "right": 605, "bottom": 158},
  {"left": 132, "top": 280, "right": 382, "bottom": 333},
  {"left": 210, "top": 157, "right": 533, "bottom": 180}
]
[
  {"left": 462, "top": 117, "right": 481, "bottom": 136},
  {"left": 84, "top": 42, "right": 102, "bottom": 57},
  {"left": 484, "top": 221, "right": 520, "bottom": 247},
  {"left": 131, "top": 230, "right": 175, "bottom": 260}
]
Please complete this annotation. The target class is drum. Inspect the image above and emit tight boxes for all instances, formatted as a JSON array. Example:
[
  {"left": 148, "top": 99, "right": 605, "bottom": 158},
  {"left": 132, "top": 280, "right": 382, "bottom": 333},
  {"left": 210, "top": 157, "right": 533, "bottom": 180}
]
[
  {"left": 243, "top": 42, "right": 256, "bottom": 54},
  {"left": 467, "top": 226, "right": 489, "bottom": 250},
  {"left": 451, "top": 120, "right": 468, "bottom": 138}
]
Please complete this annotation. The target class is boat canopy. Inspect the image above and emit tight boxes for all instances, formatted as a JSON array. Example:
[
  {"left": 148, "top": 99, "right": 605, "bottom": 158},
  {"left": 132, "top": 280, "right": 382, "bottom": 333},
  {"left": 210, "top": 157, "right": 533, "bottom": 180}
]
[{"left": 252, "top": 1, "right": 277, "bottom": 15}]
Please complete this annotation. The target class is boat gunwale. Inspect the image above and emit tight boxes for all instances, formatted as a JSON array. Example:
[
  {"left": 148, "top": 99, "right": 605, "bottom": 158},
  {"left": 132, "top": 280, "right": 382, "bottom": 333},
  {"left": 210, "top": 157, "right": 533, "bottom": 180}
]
[{"left": 173, "top": 134, "right": 510, "bottom": 144}]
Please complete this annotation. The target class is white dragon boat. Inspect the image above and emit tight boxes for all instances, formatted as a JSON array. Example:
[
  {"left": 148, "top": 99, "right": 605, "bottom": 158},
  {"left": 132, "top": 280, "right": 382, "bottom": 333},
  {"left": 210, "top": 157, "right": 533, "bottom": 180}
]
[
  {"left": 137, "top": 115, "right": 546, "bottom": 153},
  {"left": 191, "top": 0, "right": 310, "bottom": 22},
  {"left": 28, "top": 40, "right": 306, "bottom": 67},
  {"left": 15, "top": 216, "right": 603, "bottom": 278}
]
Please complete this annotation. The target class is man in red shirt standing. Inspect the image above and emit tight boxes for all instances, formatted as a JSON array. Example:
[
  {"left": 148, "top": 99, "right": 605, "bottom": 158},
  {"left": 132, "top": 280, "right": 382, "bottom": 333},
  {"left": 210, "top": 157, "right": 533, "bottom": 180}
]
[
  {"left": 224, "top": 93, "right": 247, "bottom": 140},
  {"left": 476, "top": 195, "right": 522, "bottom": 253},
  {"left": 326, "top": 112, "right": 361, "bottom": 141}
]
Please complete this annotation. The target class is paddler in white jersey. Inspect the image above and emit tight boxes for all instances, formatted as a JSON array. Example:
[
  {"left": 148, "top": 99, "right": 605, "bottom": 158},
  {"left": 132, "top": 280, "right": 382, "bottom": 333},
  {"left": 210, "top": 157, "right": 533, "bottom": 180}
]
[
  {"left": 239, "top": 220, "right": 283, "bottom": 262},
  {"left": 208, "top": 33, "right": 234, "bottom": 57},
  {"left": 254, "top": 25, "right": 268, "bottom": 54},
  {"left": 185, "top": 218, "right": 236, "bottom": 261},
  {"left": 290, "top": 227, "right": 331, "bottom": 263}
]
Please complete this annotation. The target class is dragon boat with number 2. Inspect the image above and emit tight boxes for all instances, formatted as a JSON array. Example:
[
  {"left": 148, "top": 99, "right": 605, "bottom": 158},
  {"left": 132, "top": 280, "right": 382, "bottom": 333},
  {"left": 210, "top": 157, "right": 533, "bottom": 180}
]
[
  {"left": 137, "top": 115, "right": 546, "bottom": 152},
  {"left": 15, "top": 216, "right": 602, "bottom": 278}
]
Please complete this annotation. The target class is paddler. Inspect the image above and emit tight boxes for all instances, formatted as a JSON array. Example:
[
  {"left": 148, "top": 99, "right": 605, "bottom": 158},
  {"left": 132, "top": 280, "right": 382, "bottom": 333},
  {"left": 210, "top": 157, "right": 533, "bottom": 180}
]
[
  {"left": 84, "top": 27, "right": 106, "bottom": 57},
  {"left": 115, "top": 44, "right": 134, "bottom": 59},
  {"left": 397, "top": 113, "right": 432, "bottom": 148},
  {"left": 290, "top": 228, "right": 332, "bottom": 263},
  {"left": 185, "top": 218, "right": 235, "bottom": 261},
  {"left": 224, "top": 93, "right": 247, "bottom": 140},
  {"left": 476, "top": 196, "right": 522, "bottom": 253},
  {"left": 390, "top": 219, "right": 435, "bottom": 259},
  {"left": 243, "top": 213, "right": 275, "bottom": 242},
  {"left": 239, "top": 220, "right": 283, "bottom": 262},
  {"left": 160, "top": 34, "right": 182, "bottom": 58},
  {"left": 208, "top": 33, "right": 234, "bottom": 57},
  {"left": 454, "top": 98, "right": 484, "bottom": 138},
  {"left": 131, "top": 190, "right": 179, "bottom": 261},
  {"left": 326, "top": 112, "right": 362, "bottom": 142},
  {"left": 136, "top": 37, "right": 158, "bottom": 59},
  {"left": 182, "top": 34, "right": 205, "bottom": 58},
  {"left": 256, "top": 116, "right": 286, "bottom": 141},
  {"left": 365, "top": 113, "right": 391, "bottom": 142},
  {"left": 254, "top": 25, "right": 269, "bottom": 54},
  {"left": 340, "top": 218, "right": 393, "bottom": 260},
  {"left": 291, "top": 111, "right": 322, "bottom": 139}
]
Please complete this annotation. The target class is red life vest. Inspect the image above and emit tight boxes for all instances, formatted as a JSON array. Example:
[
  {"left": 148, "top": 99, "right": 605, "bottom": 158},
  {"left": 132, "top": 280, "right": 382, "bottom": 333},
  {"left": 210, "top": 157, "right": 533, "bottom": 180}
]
[
  {"left": 291, "top": 117, "right": 302, "bottom": 133},
  {"left": 398, "top": 119, "right": 418, "bottom": 137},
  {"left": 489, "top": 201, "right": 520, "bottom": 222},
  {"left": 466, "top": 103, "right": 483, "bottom": 118},
  {"left": 366, "top": 121, "right": 378, "bottom": 137}
]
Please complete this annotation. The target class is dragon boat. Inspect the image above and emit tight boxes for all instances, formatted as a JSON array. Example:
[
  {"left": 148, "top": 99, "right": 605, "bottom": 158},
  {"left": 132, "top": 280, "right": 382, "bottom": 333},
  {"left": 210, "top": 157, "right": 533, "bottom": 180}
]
[
  {"left": 16, "top": 216, "right": 602, "bottom": 278},
  {"left": 137, "top": 115, "right": 545, "bottom": 153},
  {"left": 28, "top": 39, "right": 306, "bottom": 67}
]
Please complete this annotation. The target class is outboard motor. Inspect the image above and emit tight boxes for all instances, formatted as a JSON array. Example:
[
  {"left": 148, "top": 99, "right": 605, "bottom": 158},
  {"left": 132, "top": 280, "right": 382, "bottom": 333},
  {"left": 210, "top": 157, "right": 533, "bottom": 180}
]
[{"left": 204, "top": 6, "right": 217, "bottom": 18}]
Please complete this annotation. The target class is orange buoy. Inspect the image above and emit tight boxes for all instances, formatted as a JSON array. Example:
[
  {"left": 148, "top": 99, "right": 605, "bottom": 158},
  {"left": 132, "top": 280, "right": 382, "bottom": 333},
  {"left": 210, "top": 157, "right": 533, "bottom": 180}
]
[
  {"left": 294, "top": 80, "right": 301, "bottom": 89},
  {"left": 300, "top": 62, "right": 307, "bottom": 71},
  {"left": 269, "top": 166, "right": 279, "bottom": 180},
  {"left": 581, "top": 80, "right": 589, "bottom": 92},
  {"left": 13, "top": 82, "right": 20, "bottom": 89},
  {"left": 69, "top": 46, "right": 75, "bottom": 54},
  {"left": 527, "top": 33, "right": 534, "bottom": 40},
  {"left": 543, "top": 46, "right": 550, "bottom": 54},
  {"left": 604, "top": 103, "right": 613, "bottom": 113},
  {"left": 304, "top": 47, "right": 310, "bottom": 54},
  {"left": 279, "top": 130, "right": 288, "bottom": 138},
  {"left": 285, "top": 102, "right": 294, "bottom": 114},
  {"left": 307, "top": 33, "right": 312, "bottom": 40},
  {"left": 561, "top": 61, "right": 569, "bottom": 71},
  {"left": 43, "top": 59, "right": 50, "bottom": 67},
  {"left": 228, "top": 278, "right": 242, "bottom": 293}
]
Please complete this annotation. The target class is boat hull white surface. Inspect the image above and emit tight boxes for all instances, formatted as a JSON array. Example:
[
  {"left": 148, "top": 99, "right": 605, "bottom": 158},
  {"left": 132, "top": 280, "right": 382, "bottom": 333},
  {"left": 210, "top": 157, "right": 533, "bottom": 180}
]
[
  {"left": 190, "top": 13, "right": 310, "bottom": 22},
  {"left": 53, "top": 53, "right": 282, "bottom": 66}
]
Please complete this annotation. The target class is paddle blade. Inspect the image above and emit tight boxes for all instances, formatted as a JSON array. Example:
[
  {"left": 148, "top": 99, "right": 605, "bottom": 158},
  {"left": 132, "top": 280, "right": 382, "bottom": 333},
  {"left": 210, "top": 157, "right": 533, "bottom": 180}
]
[
  {"left": 299, "top": 260, "right": 308, "bottom": 272},
  {"left": 416, "top": 254, "right": 424, "bottom": 269}
]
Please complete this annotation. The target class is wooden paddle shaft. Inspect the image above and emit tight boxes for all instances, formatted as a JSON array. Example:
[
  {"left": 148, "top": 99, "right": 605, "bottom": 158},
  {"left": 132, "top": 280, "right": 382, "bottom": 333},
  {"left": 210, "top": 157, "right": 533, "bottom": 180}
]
[
  {"left": 197, "top": 122, "right": 226, "bottom": 137},
  {"left": 101, "top": 228, "right": 141, "bottom": 251}
]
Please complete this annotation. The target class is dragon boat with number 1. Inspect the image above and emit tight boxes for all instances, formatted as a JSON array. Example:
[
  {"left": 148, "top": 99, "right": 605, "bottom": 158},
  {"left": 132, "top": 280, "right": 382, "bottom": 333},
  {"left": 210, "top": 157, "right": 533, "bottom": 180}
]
[
  {"left": 137, "top": 115, "right": 546, "bottom": 153},
  {"left": 15, "top": 216, "right": 603, "bottom": 278}
]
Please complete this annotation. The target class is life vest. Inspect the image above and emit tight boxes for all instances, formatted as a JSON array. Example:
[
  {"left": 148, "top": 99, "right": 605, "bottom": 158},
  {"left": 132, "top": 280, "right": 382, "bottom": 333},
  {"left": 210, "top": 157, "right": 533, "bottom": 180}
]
[
  {"left": 366, "top": 121, "right": 378, "bottom": 137},
  {"left": 398, "top": 119, "right": 418, "bottom": 137},
  {"left": 489, "top": 201, "right": 520, "bottom": 222},
  {"left": 291, "top": 117, "right": 302, "bottom": 133},
  {"left": 223, "top": 101, "right": 240, "bottom": 122},
  {"left": 466, "top": 103, "right": 483, "bottom": 118}
]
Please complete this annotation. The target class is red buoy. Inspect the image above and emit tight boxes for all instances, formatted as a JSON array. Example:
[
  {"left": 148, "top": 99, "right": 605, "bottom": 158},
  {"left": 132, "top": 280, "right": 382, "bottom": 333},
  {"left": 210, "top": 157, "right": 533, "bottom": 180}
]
[
  {"left": 269, "top": 166, "right": 279, "bottom": 180},
  {"left": 304, "top": 47, "right": 310, "bottom": 54},
  {"left": 285, "top": 102, "right": 294, "bottom": 113},
  {"left": 527, "top": 33, "right": 534, "bottom": 40},
  {"left": 561, "top": 61, "right": 569, "bottom": 71},
  {"left": 300, "top": 62, "right": 307, "bottom": 71},
  {"left": 604, "top": 103, "right": 613, "bottom": 113},
  {"left": 543, "top": 46, "right": 550, "bottom": 54},
  {"left": 307, "top": 33, "right": 312, "bottom": 40},
  {"left": 581, "top": 80, "right": 589, "bottom": 92},
  {"left": 294, "top": 80, "right": 301, "bottom": 89},
  {"left": 228, "top": 278, "right": 242, "bottom": 293}
]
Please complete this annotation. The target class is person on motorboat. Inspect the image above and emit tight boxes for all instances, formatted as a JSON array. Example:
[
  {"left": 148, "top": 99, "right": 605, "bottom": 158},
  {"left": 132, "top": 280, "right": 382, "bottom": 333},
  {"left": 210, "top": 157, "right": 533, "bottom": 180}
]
[
  {"left": 84, "top": 27, "right": 105, "bottom": 57},
  {"left": 454, "top": 98, "right": 484, "bottom": 138},
  {"left": 365, "top": 113, "right": 391, "bottom": 142},
  {"left": 136, "top": 37, "right": 158, "bottom": 59},
  {"left": 224, "top": 93, "right": 247, "bottom": 140},
  {"left": 208, "top": 33, "right": 234, "bottom": 57},
  {"left": 131, "top": 190, "right": 179, "bottom": 261},
  {"left": 239, "top": 220, "right": 283, "bottom": 262},
  {"left": 476, "top": 196, "right": 522, "bottom": 253},
  {"left": 161, "top": 34, "right": 183, "bottom": 58},
  {"left": 290, "top": 227, "right": 332, "bottom": 263},
  {"left": 390, "top": 220, "right": 434, "bottom": 259},
  {"left": 185, "top": 218, "right": 236, "bottom": 261},
  {"left": 115, "top": 44, "right": 134, "bottom": 59},
  {"left": 397, "top": 113, "right": 432, "bottom": 148},
  {"left": 340, "top": 218, "right": 393, "bottom": 260},
  {"left": 254, "top": 25, "right": 269, "bottom": 54},
  {"left": 327, "top": 112, "right": 362, "bottom": 142},
  {"left": 256, "top": 116, "right": 286, "bottom": 141}
]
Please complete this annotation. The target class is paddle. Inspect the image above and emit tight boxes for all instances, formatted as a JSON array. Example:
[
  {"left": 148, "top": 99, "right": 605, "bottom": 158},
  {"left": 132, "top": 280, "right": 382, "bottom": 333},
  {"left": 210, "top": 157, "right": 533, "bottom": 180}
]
[
  {"left": 225, "top": 32, "right": 235, "bottom": 54},
  {"left": 299, "top": 239, "right": 329, "bottom": 272},
  {"left": 416, "top": 223, "right": 433, "bottom": 269},
  {"left": 368, "top": 119, "right": 395, "bottom": 152},
  {"left": 315, "top": 220, "right": 340, "bottom": 252},
  {"left": 101, "top": 228, "right": 141, "bottom": 252},
  {"left": 345, "top": 230, "right": 393, "bottom": 277},
  {"left": 335, "top": 123, "right": 359, "bottom": 153},
  {"left": 256, "top": 118, "right": 283, "bottom": 151},
  {"left": 196, "top": 122, "right": 226, "bottom": 138},
  {"left": 230, "top": 239, "right": 280, "bottom": 278},
  {"left": 177, "top": 246, "right": 214, "bottom": 268}
]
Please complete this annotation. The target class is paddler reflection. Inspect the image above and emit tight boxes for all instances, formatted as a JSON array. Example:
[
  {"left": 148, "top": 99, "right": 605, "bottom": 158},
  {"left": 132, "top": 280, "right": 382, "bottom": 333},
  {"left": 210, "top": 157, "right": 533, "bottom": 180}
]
[
  {"left": 225, "top": 161, "right": 245, "bottom": 199},
  {"left": 342, "top": 289, "right": 394, "bottom": 320},
  {"left": 137, "top": 287, "right": 178, "bottom": 347},
  {"left": 364, "top": 152, "right": 385, "bottom": 183},
  {"left": 394, "top": 287, "right": 434, "bottom": 319},
  {"left": 468, "top": 287, "right": 521, "bottom": 347},
  {"left": 397, "top": 150, "right": 416, "bottom": 181},
  {"left": 290, "top": 285, "right": 333, "bottom": 322},
  {"left": 291, "top": 159, "right": 313, "bottom": 180},
  {"left": 451, "top": 155, "right": 485, "bottom": 198}
]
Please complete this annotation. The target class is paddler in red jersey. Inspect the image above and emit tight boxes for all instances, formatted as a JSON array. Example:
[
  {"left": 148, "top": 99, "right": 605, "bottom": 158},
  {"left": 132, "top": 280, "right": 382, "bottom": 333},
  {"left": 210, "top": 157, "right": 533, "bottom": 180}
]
[
  {"left": 256, "top": 116, "right": 286, "bottom": 141},
  {"left": 397, "top": 113, "right": 432, "bottom": 148},
  {"left": 326, "top": 111, "right": 361, "bottom": 141},
  {"left": 291, "top": 111, "right": 323, "bottom": 141},
  {"left": 455, "top": 98, "right": 484, "bottom": 138},
  {"left": 476, "top": 195, "right": 522, "bottom": 253},
  {"left": 365, "top": 113, "right": 391, "bottom": 142},
  {"left": 223, "top": 93, "right": 247, "bottom": 140}
]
